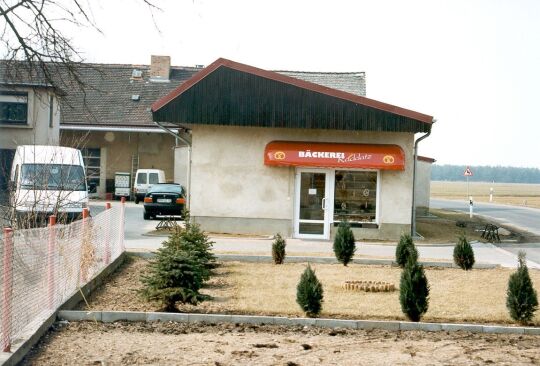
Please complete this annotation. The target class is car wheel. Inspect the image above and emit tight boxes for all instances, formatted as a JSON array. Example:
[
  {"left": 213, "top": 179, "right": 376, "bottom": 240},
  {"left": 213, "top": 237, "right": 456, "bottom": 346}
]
[
  {"left": 143, "top": 212, "right": 150, "bottom": 220},
  {"left": 135, "top": 197, "right": 139, "bottom": 204}
]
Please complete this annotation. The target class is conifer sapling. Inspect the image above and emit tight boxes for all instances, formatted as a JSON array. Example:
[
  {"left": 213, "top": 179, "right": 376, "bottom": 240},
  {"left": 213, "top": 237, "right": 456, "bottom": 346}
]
[
  {"left": 453, "top": 233, "right": 475, "bottom": 270},
  {"left": 296, "top": 264, "right": 324, "bottom": 318},
  {"left": 506, "top": 251, "right": 538, "bottom": 324},
  {"left": 399, "top": 249, "right": 430, "bottom": 322},
  {"left": 272, "top": 233, "right": 286, "bottom": 264},
  {"left": 395, "top": 233, "right": 418, "bottom": 268},
  {"left": 333, "top": 221, "right": 356, "bottom": 266}
]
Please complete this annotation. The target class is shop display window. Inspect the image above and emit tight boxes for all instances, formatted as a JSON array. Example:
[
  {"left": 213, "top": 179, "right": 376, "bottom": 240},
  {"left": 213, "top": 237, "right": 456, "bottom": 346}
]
[{"left": 334, "top": 171, "right": 377, "bottom": 223}]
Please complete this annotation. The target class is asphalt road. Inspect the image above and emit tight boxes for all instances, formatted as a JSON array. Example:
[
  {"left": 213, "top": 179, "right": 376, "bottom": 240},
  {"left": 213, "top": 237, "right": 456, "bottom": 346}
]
[
  {"left": 431, "top": 198, "right": 540, "bottom": 237},
  {"left": 431, "top": 198, "right": 540, "bottom": 266},
  {"left": 90, "top": 200, "right": 156, "bottom": 241},
  {"left": 0, "top": 198, "right": 510, "bottom": 268}
]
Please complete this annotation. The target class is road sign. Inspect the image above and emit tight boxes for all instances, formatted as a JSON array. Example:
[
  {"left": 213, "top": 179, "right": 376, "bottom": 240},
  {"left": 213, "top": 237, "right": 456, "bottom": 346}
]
[{"left": 463, "top": 167, "right": 473, "bottom": 176}]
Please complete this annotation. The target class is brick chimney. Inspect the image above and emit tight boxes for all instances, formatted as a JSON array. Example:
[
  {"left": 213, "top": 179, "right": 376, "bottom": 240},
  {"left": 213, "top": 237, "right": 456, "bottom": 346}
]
[{"left": 149, "top": 55, "right": 170, "bottom": 82}]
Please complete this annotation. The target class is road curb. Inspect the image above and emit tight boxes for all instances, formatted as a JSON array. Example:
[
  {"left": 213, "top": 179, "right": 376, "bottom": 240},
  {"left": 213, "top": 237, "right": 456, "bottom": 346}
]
[
  {"left": 57, "top": 310, "right": 539, "bottom": 335},
  {"left": 127, "top": 250, "right": 499, "bottom": 269}
]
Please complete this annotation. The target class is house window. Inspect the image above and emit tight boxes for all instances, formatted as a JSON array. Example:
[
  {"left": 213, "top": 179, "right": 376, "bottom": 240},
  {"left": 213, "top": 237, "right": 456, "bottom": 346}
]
[
  {"left": 0, "top": 92, "right": 28, "bottom": 125},
  {"left": 334, "top": 170, "right": 377, "bottom": 223},
  {"left": 81, "top": 148, "right": 101, "bottom": 192}
]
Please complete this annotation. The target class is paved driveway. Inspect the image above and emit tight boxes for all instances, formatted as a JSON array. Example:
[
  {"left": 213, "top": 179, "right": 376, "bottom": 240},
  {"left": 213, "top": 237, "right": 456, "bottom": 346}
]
[
  {"left": 87, "top": 199, "right": 540, "bottom": 269},
  {"left": 90, "top": 200, "right": 156, "bottom": 241}
]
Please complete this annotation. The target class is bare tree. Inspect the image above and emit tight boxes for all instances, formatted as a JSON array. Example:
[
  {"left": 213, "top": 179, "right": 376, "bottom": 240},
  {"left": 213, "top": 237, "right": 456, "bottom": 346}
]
[{"left": 0, "top": 0, "right": 158, "bottom": 93}]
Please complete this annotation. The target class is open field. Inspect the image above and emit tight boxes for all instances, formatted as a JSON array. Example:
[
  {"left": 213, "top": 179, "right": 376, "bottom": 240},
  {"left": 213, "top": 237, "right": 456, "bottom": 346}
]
[
  {"left": 79, "top": 256, "right": 540, "bottom": 325},
  {"left": 24, "top": 321, "right": 540, "bottom": 366},
  {"left": 431, "top": 181, "right": 540, "bottom": 208}
]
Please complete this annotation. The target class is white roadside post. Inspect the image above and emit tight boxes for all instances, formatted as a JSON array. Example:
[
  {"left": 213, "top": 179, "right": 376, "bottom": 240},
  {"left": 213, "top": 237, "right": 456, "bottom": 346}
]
[
  {"left": 463, "top": 166, "right": 473, "bottom": 202},
  {"left": 490, "top": 187, "right": 493, "bottom": 202},
  {"left": 469, "top": 196, "right": 474, "bottom": 218}
]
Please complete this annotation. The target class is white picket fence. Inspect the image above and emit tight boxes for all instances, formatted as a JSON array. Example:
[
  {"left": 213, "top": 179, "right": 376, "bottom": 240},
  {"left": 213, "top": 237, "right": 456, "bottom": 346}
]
[{"left": 0, "top": 203, "right": 125, "bottom": 352}]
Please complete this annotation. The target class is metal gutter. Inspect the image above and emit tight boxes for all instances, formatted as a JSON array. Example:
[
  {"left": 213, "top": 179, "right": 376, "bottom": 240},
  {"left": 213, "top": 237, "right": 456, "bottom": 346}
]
[
  {"left": 60, "top": 125, "right": 178, "bottom": 133},
  {"left": 411, "top": 120, "right": 435, "bottom": 237},
  {"left": 154, "top": 121, "right": 192, "bottom": 209}
]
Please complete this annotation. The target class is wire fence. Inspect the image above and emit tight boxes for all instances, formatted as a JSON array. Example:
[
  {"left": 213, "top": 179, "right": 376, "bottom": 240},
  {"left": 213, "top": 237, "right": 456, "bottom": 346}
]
[{"left": 0, "top": 203, "right": 125, "bottom": 352}]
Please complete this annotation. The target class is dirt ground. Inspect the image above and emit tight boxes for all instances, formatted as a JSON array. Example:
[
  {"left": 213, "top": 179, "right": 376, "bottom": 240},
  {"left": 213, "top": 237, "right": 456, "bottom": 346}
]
[{"left": 24, "top": 321, "right": 540, "bottom": 365}]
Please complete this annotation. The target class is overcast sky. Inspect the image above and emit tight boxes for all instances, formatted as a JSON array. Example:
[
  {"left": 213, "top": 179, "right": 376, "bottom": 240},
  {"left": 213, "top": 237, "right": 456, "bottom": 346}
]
[{"left": 72, "top": 0, "right": 540, "bottom": 168}]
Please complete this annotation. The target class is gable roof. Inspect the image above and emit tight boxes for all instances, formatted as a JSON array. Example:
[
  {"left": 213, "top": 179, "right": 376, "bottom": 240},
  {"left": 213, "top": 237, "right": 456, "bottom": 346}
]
[
  {"left": 1, "top": 60, "right": 369, "bottom": 129},
  {"left": 276, "top": 70, "right": 366, "bottom": 97},
  {"left": 58, "top": 64, "right": 202, "bottom": 127},
  {"left": 152, "top": 58, "right": 433, "bottom": 132}
]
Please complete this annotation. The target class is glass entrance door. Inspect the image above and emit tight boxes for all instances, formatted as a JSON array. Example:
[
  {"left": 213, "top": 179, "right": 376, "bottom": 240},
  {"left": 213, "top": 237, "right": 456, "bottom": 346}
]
[{"left": 294, "top": 169, "right": 333, "bottom": 239}]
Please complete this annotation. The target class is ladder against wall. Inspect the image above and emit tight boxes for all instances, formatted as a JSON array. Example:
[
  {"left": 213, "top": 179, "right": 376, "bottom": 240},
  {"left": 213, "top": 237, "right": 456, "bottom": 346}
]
[{"left": 130, "top": 154, "right": 139, "bottom": 200}]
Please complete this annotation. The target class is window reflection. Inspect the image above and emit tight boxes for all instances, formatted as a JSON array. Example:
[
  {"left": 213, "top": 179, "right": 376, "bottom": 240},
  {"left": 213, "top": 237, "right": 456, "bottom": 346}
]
[{"left": 334, "top": 171, "right": 377, "bottom": 223}]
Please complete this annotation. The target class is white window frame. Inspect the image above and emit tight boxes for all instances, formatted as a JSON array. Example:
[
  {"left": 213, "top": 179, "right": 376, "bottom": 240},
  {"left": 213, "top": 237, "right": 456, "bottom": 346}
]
[
  {"left": 0, "top": 92, "right": 28, "bottom": 125},
  {"left": 294, "top": 168, "right": 334, "bottom": 240},
  {"left": 294, "top": 168, "right": 381, "bottom": 240},
  {"left": 332, "top": 168, "right": 380, "bottom": 226}
]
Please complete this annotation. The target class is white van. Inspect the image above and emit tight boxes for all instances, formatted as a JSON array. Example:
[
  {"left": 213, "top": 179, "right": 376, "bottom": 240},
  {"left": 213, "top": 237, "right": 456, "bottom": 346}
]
[
  {"left": 9, "top": 145, "right": 88, "bottom": 226},
  {"left": 133, "top": 169, "right": 166, "bottom": 204}
]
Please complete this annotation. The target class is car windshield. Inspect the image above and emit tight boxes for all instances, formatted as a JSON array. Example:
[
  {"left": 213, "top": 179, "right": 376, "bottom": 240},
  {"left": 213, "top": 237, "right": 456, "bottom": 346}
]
[
  {"left": 147, "top": 184, "right": 183, "bottom": 195},
  {"left": 20, "top": 164, "right": 86, "bottom": 191}
]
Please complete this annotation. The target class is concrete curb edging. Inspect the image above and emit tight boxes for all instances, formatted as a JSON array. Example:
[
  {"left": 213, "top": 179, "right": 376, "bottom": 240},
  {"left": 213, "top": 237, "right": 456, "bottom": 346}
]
[
  {"left": 57, "top": 310, "right": 540, "bottom": 335},
  {"left": 128, "top": 251, "right": 499, "bottom": 269},
  {"left": 0, "top": 253, "right": 127, "bottom": 366}
]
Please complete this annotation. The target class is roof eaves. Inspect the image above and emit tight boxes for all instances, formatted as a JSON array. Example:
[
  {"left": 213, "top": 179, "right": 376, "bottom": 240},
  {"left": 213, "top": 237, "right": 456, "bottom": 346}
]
[
  {"left": 152, "top": 58, "right": 433, "bottom": 124},
  {"left": 417, "top": 156, "right": 436, "bottom": 163}
]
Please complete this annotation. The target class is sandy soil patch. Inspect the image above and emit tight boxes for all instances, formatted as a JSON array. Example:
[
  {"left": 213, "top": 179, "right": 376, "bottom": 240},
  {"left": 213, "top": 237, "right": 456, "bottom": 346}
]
[
  {"left": 24, "top": 321, "right": 540, "bottom": 365},
  {"left": 79, "top": 256, "right": 540, "bottom": 325}
]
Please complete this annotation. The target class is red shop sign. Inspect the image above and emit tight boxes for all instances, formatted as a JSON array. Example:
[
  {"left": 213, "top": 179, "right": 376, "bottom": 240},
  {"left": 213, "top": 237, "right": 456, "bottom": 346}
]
[{"left": 264, "top": 141, "right": 405, "bottom": 170}]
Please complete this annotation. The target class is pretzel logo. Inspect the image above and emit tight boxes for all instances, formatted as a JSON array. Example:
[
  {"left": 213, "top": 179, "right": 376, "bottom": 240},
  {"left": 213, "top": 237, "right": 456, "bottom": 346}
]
[
  {"left": 274, "top": 151, "right": 286, "bottom": 160},
  {"left": 382, "top": 155, "right": 395, "bottom": 164}
]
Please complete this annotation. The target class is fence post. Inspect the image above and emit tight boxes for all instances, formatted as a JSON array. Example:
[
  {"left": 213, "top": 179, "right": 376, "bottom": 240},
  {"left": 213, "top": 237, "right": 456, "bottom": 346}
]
[
  {"left": 2, "top": 228, "right": 14, "bottom": 352},
  {"left": 47, "top": 215, "right": 56, "bottom": 310},
  {"left": 79, "top": 208, "right": 90, "bottom": 284},
  {"left": 120, "top": 197, "right": 126, "bottom": 252},
  {"left": 104, "top": 203, "right": 111, "bottom": 265}
]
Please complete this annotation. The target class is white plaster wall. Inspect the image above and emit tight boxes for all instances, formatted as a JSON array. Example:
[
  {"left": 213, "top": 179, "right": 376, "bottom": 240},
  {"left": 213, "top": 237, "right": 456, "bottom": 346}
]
[
  {"left": 174, "top": 146, "right": 189, "bottom": 187},
  {"left": 189, "top": 125, "right": 414, "bottom": 225},
  {"left": 0, "top": 88, "right": 60, "bottom": 149},
  {"left": 414, "top": 160, "right": 432, "bottom": 209}
]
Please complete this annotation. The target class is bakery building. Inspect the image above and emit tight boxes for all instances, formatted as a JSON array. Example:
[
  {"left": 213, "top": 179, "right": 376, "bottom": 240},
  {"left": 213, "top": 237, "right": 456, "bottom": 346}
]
[{"left": 152, "top": 58, "right": 434, "bottom": 240}]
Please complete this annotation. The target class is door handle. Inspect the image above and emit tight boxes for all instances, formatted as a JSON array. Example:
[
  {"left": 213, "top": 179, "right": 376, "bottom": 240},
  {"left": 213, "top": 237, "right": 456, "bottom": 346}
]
[{"left": 321, "top": 197, "right": 326, "bottom": 210}]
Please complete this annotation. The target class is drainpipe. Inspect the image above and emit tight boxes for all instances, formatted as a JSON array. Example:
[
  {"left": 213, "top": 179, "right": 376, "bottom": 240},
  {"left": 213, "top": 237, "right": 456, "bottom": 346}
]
[
  {"left": 154, "top": 121, "right": 192, "bottom": 210},
  {"left": 410, "top": 120, "right": 435, "bottom": 237}
]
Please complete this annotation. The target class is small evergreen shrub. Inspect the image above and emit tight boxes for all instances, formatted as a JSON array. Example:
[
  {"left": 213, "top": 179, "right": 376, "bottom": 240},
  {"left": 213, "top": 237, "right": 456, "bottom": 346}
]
[
  {"left": 395, "top": 233, "right": 418, "bottom": 268},
  {"left": 172, "top": 221, "right": 217, "bottom": 276},
  {"left": 139, "top": 220, "right": 215, "bottom": 311},
  {"left": 296, "top": 264, "right": 324, "bottom": 318},
  {"left": 333, "top": 221, "right": 356, "bottom": 266},
  {"left": 272, "top": 233, "right": 286, "bottom": 264},
  {"left": 453, "top": 234, "right": 475, "bottom": 270},
  {"left": 506, "top": 252, "right": 539, "bottom": 324},
  {"left": 399, "top": 252, "right": 430, "bottom": 322},
  {"left": 139, "top": 246, "right": 207, "bottom": 311}
]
